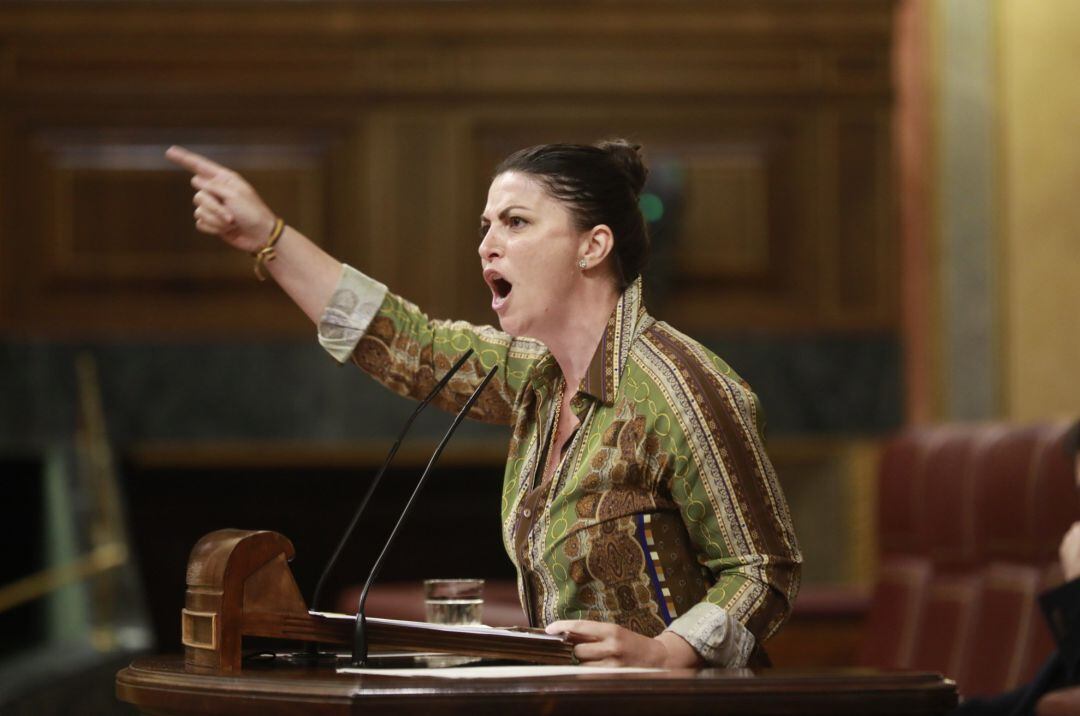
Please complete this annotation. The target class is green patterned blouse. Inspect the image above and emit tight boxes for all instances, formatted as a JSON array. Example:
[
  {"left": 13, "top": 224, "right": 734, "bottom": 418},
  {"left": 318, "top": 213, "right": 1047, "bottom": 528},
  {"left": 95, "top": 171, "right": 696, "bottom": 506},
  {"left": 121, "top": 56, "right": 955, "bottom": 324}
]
[{"left": 318, "top": 265, "right": 801, "bottom": 666}]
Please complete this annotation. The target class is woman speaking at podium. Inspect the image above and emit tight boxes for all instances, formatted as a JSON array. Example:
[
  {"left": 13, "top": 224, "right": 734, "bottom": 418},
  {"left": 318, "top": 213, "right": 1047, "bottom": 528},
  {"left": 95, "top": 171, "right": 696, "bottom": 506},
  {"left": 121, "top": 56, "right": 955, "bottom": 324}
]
[{"left": 166, "top": 139, "right": 801, "bottom": 670}]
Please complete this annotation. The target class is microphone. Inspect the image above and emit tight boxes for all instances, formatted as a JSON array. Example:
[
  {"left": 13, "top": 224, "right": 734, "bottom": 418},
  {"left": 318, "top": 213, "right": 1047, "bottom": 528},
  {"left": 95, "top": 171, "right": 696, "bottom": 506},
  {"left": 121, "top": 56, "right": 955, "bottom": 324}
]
[
  {"left": 351, "top": 363, "right": 499, "bottom": 666},
  {"left": 309, "top": 348, "right": 477, "bottom": 614}
]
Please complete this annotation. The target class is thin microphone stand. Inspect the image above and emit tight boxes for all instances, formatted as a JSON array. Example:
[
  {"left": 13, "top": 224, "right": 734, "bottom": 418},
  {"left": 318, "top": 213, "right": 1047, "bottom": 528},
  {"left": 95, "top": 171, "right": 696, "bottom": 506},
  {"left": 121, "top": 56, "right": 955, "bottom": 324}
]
[
  {"left": 351, "top": 364, "right": 499, "bottom": 666},
  {"left": 309, "top": 349, "right": 476, "bottom": 614}
]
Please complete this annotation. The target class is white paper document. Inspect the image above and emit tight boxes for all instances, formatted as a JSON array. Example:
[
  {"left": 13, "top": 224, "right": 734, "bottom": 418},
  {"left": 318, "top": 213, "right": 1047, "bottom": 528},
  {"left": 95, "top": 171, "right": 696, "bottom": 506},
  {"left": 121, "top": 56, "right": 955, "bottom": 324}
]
[{"left": 337, "top": 665, "right": 664, "bottom": 679}]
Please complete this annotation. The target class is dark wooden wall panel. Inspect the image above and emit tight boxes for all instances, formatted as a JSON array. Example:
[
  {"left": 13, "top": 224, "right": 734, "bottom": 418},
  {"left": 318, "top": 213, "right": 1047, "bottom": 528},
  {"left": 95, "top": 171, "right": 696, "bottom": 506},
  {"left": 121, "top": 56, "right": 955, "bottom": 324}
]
[
  {"left": 834, "top": 111, "right": 897, "bottom": 323},
  {"left": 32, "top": 131, "right": 332, "bottom": 283},
  {"left": 9, "top": 121, "right": 357, "bottom": 336},
  {"left": 0, "top": 0, "right": 896, "bottom": 337}
]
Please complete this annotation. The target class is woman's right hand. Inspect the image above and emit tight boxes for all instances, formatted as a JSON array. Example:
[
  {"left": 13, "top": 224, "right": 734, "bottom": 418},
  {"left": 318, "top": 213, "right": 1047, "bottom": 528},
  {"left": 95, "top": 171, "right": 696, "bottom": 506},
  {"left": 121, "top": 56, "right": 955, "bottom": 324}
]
[{"left": 165, "top": 145, "right": 277, "bottom": 254}]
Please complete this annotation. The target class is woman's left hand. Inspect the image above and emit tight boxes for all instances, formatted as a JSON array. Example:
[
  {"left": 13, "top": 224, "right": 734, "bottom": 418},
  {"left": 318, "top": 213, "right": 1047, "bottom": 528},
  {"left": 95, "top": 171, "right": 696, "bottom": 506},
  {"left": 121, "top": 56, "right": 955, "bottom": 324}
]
[{"left": 545, "top": 620, "right": 703, "bottom": 668}]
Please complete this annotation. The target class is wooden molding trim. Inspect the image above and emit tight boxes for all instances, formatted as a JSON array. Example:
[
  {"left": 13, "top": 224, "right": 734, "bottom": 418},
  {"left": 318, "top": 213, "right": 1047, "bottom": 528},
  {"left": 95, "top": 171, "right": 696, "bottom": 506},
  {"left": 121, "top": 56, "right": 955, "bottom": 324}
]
[{"left": 1, "top": 1, "right": 894, "bottom": 99}]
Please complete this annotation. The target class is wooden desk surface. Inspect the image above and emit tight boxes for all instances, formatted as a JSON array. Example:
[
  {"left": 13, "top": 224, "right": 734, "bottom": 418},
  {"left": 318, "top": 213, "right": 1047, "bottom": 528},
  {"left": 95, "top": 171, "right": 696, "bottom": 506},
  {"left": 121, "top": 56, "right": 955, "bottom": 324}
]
[{"left": 116, "top": 655, "right": 958, "bottom": 716}]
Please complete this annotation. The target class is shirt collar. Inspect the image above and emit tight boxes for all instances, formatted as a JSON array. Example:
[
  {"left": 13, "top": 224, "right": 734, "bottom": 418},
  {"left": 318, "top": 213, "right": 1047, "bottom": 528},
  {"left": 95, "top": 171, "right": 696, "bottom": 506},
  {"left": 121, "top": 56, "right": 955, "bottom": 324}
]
[
  {"left": 527, "top": 277, "right": 649, "bottom": 407},
  {"left": 579, "top": 277, "right": 648, "bottom": 406}
]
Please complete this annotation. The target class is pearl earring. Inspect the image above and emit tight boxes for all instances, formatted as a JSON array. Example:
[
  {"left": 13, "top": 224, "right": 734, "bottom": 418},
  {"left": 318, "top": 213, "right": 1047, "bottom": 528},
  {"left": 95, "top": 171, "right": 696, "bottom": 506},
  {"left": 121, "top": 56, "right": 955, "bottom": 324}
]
[{"left": 578, "top": 258, "right": 587, "bottom": 270}]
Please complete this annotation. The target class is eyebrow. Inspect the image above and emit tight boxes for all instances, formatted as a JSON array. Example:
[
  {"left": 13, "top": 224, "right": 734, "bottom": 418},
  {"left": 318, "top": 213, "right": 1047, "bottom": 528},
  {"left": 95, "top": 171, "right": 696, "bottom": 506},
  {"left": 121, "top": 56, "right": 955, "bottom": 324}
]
[{"left": 479, "top": 205, "right": 531, "bottom": 223}]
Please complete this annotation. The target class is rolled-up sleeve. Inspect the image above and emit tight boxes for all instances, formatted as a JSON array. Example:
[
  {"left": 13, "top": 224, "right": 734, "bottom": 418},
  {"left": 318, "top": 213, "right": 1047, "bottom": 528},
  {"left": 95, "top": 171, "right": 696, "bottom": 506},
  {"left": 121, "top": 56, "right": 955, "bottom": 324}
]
[
  {"left": 313, "top": 263, "right": 547, "bottom": 424},
  {"left": 666, "top": 602, "right": 756, "bottom": 667},
  {"left": 317, "top": 264, "right": 389, "bottom": 363}
]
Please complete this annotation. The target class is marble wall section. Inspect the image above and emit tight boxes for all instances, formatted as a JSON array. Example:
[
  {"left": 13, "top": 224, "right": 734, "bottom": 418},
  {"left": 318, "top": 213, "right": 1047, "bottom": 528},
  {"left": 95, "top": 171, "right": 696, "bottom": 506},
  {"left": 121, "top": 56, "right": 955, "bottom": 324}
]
[{"left": 938, "top": 0, "right": 1000, "bottom": 420}]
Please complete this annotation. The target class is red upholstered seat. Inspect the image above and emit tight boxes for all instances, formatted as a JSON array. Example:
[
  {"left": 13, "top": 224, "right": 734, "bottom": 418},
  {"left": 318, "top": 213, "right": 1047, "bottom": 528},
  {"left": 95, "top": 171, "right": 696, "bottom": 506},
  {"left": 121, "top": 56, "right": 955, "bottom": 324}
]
[
  {"left": 863, "top": 419, "right": 1078, "bottom": 699},
  {"left": 948, "top": 426, "right": 1041, "bottom": 695},
  {"left": 858, "top": 430, "right": 935, "bottom": 668},
  {"left": 961, "top": 563, "right": 1044, "bottom": 696},
  {"left": 978, "top": 425, "right": 1045, "bottom": 562},
  {"left": 907, "top": 427, "right": 987, "bottom": 676},
  {"left": 858, "top": 556, "right": 933, "bottom": 668},
  {"left": 877, "top": 430, "right": 934, "bottom": 555},
  {"left": 911, "top": 572, "right": 983, "bottom": 680},
  {"left": 957, "top": 423, "right": 1076, "bottom": 696},
  {"left": 922, "top": 426, "right": 987, "bottom": 570}
]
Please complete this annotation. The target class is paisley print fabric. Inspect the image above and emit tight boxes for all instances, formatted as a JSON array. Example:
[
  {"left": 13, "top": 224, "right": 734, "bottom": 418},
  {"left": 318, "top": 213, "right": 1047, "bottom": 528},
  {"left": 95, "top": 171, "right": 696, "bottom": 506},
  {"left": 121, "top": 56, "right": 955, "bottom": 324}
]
[{"left": 318, "top": 264, "right": 802, "bottom": 665}]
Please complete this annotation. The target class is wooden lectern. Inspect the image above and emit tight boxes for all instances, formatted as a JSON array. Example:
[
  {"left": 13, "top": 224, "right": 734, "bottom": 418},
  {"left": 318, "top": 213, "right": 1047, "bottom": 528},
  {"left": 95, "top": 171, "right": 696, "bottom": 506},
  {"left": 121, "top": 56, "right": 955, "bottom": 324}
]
[
  {"left": 116, "top": 528, "right": 959, "bottom": 715},
  {"left": 180, "top": 528, "right": 572, "bottom": 673},
  {"left": 117, "top": 656, "right": 960, "bottom": 716}
]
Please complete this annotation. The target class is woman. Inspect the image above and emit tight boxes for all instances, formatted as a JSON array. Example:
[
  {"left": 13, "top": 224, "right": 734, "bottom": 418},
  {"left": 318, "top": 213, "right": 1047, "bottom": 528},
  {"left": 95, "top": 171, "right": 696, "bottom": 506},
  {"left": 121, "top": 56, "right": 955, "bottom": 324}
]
[{"left": 165, "top": 139, "right": 801, "bottom": 669}]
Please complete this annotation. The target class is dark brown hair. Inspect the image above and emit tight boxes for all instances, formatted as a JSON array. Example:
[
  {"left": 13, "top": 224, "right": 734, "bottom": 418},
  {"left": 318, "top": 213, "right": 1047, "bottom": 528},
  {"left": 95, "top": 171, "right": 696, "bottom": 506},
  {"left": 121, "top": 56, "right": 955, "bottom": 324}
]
[{"left": 495, "top": 138, "right": 650, "bottom": 288}]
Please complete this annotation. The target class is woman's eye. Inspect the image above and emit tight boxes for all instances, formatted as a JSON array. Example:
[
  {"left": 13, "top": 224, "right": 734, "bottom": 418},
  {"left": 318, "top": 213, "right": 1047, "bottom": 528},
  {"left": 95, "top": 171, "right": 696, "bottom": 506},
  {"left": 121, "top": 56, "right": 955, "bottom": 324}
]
[
  {"left": 478, "top": 224, "right": 490, "bottom": 239},
  {"left": 509, "top": 216, "right": 527, "bottom": 229}
]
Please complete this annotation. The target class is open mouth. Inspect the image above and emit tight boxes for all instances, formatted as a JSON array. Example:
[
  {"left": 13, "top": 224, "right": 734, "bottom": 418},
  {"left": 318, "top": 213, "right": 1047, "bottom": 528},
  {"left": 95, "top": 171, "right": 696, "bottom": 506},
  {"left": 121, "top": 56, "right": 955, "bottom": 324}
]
[
  {"left": 493, "top": 277, "right": 513, "bottom": 299},
  {"left": 484, "top": 268, "right": 514, "bottom": 309}
]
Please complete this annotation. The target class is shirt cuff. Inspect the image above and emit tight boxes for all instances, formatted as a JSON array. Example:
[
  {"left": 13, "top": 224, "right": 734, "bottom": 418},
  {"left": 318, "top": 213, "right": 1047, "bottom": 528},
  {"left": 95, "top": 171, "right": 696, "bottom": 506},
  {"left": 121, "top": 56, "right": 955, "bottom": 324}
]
[
  {"left": 317, "top": 264, "right": 388, "bottom": 364},
  {"left": 665, "top": 602, "right": 756, "bottom": 667}
]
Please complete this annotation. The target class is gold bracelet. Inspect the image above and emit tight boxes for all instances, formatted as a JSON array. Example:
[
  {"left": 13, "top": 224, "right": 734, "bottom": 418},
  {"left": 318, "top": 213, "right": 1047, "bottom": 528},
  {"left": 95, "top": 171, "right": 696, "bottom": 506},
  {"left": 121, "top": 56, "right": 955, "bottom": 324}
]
[{"left": 252, "top": 217, "right": 286, "bottom": 282}]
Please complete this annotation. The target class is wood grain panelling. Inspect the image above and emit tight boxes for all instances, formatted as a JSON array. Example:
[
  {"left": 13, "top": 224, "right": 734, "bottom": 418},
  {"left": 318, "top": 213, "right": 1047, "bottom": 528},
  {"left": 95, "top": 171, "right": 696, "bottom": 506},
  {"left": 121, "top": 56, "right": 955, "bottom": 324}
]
[
  {"left": 0, "top": 0, "right": 896, "bottom": 337},
  {"left": 650, "top": 123, "right": 814, "bottom": 329},
  {"left": 361, "top": 114, "right": 474, "bottom": 320},
  {"left": 830, "top": 110, "right": 897, "bottom": 327},
  {"left": 680, "top": 154, "right": 771, "bottom": 278},
  {"left": 8, "top": 122, "right": 356, "bottom": 336},
  {"left": 36, "top": 132, "right": 328, "bottom": 284}
]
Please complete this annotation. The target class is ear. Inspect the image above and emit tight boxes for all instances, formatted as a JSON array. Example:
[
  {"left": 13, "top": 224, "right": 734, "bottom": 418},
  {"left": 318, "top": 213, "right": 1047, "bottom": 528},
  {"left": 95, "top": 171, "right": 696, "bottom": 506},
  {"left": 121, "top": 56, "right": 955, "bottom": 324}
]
[{"left": 578, "top": 224, "right": 615, "bottom": 270}]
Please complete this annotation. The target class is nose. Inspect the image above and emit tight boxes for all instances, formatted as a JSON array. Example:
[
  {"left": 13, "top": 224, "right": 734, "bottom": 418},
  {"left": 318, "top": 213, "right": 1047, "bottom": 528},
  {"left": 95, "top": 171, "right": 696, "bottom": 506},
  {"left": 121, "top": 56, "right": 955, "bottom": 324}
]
[{"left": 478, "top": 226, "right": 502, "bottom": 264}]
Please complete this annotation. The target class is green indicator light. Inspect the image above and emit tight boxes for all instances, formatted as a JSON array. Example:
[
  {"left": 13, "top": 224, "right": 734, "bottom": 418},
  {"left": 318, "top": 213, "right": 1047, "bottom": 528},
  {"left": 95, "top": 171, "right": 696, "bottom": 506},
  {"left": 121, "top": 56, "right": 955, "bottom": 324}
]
[{"left": 639, "top": 193, "right": 664, "bottom": 222}]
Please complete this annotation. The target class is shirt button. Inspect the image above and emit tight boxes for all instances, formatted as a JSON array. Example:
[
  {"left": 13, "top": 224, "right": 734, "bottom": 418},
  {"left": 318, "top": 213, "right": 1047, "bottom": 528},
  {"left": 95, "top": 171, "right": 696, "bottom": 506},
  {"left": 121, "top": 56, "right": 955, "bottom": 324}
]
[{"left": 523, "top": 507, "right": 532, "bottom": 518}]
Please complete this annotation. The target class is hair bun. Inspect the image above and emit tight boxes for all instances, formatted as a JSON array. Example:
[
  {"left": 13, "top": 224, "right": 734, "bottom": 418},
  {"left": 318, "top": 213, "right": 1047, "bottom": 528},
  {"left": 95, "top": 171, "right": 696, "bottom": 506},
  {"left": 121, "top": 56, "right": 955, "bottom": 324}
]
[{"left": 595, "top": 138, "right": 648, "bottom": 197}]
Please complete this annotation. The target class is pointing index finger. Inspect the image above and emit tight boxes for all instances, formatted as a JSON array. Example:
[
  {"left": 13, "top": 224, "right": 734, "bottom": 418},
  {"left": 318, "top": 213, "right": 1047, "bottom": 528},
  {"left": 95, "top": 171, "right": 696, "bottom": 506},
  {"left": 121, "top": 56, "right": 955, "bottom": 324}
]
[{"left": 165, "top": 145, "right": 228, "bottom": 178}]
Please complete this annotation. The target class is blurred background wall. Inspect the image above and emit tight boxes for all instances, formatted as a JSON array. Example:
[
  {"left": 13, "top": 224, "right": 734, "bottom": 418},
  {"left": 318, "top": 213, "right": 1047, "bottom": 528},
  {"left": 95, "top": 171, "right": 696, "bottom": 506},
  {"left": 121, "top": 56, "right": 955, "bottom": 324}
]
[
  {"left": 0, "top": 0, "right": 1076, "bottom": 711},
  {"left": 997, "top": 1, "right": 1080, "bottom": 420},
  {"left": 923, "top": 0, "right": 1080, "bottom": 423}
]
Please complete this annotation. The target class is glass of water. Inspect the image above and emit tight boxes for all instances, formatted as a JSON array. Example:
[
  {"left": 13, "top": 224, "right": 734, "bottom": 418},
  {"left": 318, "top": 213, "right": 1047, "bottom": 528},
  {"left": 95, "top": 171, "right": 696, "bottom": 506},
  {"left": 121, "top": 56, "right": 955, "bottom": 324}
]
[{"left": 423, "top": 578, "right": 484, "bottom": 626}]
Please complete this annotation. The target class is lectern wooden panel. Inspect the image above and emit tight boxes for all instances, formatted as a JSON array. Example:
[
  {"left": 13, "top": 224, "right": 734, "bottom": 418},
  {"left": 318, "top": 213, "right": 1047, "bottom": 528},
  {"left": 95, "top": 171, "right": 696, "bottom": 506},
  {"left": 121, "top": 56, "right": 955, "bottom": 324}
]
[{"left": 117, "top": 656, "right": 959, "bottom": 716}]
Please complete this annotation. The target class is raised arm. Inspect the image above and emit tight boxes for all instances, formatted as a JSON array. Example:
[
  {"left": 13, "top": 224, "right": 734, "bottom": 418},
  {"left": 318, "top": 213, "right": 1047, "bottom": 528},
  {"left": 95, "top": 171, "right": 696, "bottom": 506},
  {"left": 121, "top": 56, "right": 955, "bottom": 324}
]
[
  {"left": 319, "top": 267, "right": 546, "bottom": 424},
  {"left": 165, "top": 145, "right": 545, "bottom": 422},
  {"left": 164, "top": 145, "right": 342, "bottom": 324}
]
